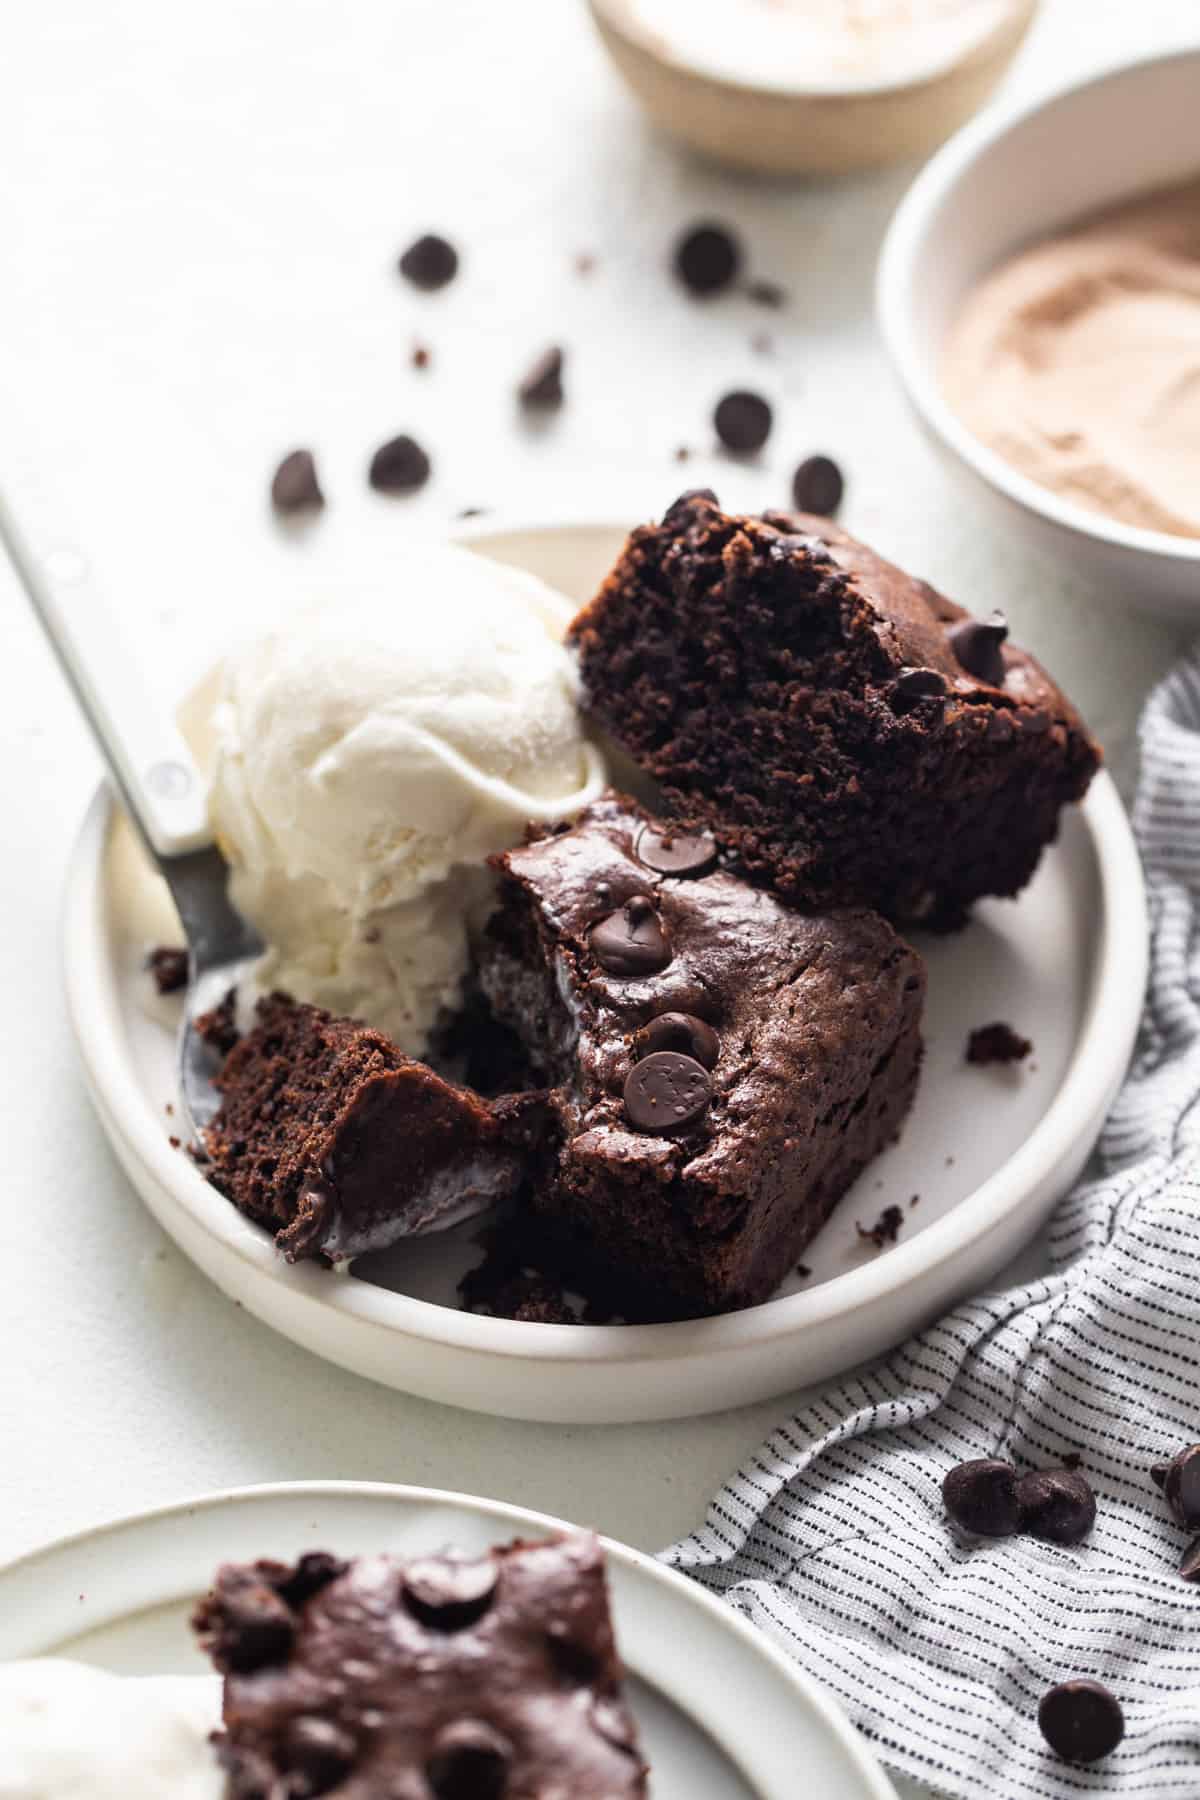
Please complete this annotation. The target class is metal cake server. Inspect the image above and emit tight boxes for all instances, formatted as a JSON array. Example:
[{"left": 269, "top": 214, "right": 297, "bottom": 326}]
[{"left": 0, "top": 485, "right": 262, "bottom": 1141}]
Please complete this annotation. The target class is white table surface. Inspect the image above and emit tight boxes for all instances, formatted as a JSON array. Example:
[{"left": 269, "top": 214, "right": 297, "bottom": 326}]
[{"left": 0, "top": 1, "right": 1192, "bottom": 1790}]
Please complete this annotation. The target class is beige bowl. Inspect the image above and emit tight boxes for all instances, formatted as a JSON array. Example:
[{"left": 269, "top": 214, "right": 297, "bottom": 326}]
[{"left": 588, "top": 0, "right": 1039, "bottom": 176}]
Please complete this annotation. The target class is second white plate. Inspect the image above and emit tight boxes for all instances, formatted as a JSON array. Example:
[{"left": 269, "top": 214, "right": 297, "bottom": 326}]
[
  {"left": 0, "top": 1481, "right": 895, "bottom": 1800},
  {"left": 61, "top": 520, "right": 1148, "bottom": 1423}
]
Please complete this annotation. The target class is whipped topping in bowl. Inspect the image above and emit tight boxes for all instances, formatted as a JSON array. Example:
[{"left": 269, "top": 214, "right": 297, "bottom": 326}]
[
  {"left": 943, "top": 177, "right": 1200, "bottom": 542},
  {"left": 623, "top": 0, "right": 1027, "bottom": 93}
]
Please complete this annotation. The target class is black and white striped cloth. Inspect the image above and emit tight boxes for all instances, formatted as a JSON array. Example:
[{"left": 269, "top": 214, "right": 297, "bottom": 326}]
[{"left": 665, "top": 655, "right": 1200, "bottom": 1798}]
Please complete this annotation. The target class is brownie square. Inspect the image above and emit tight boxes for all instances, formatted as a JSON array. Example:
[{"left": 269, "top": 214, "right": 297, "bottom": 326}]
[
  {"left": 568, "top": 491, "right": 1101, "bottom": 925},
  {"left": 479, "top": 794, "right": 924, "bottom": 1317},
  {"left": 194, "top": 1532, "right": 648, "bottom": 1797},
  {"left": 203, "top": 994, "right": 547, "bottom": 1261}
]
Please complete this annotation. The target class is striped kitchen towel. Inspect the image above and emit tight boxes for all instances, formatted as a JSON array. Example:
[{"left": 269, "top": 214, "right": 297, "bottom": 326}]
[{"left": 665, "top": 652, "right": 1200, "bottom": 1798}]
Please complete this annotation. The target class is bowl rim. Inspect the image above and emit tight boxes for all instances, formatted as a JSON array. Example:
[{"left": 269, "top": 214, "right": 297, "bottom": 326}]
[
  {"left": 588, "top": 0, "right": 1039, "bottom": 103},
  {"left": 877, "top": 40, "right": 1200, "bottom": 567},
  {"left": 61, "top": 513, "right": 1149, "bottom": 1379}
]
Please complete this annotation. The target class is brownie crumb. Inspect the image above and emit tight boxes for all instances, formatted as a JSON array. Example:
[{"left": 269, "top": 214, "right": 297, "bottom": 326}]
[
  {"left": 746, "top": 278, "right": 787, "bottom": 308},
  {"left": 168, "top": 1135, "right": 181, "bottom": 1149},
  {"left": 910, "top": 1193, "right": 921, "bottom": 1207},
  {"left": 857, "top": 1205, "right": 905, "bottom": 1250},
  {"left": 148, "top": 946, "right": 188, "bottom": 994},
  {"left": 1062, "top": 1451, "right": 1082, "bottom": 1471},
  {"left": 410, "top": 341, "right": 431, "bottom": 369},
  {"left": 674, "top": 445, "right": 692, "bottom": 463},
  {"left": 456, "top": 505, "right": 488, "bottom": 519},
  {"left": 195, "top": 992, "right": 239, "bottom": 1056},
  {"left": 574, "top": 251, "right": 596, "bottom": 276},
  {"left": 967, "top": 1022, "right": 1033, "bottom": 1065}
]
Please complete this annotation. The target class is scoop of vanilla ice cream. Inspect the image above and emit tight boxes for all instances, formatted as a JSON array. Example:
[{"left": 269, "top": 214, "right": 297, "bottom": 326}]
[
  {"left": 0, "top": 1661, "right": 223, "bottom": 1799},
  {"left": 209, "top": 542, "right": 605, "bottom": 1052}
]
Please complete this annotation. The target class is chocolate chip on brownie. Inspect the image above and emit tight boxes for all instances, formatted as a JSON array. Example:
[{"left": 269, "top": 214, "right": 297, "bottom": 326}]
[
  {"left": 635, "top": 824, "right": 718, "bottom": 878},
  {"left": 948, "top": 611, "right": 1009, "bottom": 685},
  {"left": 634, "top": 1012, "right": 720, "bottom": 1069},
  {"left": 624, "top": 1051, "right": 712, "bottom": 1134},
  {"left": 589, "top": 894, "right": 671, "bottom": 975}
]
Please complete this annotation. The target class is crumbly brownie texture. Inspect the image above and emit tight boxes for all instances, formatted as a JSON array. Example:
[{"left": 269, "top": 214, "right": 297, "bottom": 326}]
[
  {"left": 568, "top": 491, "right": 1101, "bottom": 924},
  {"left": 203, "top": 994, "right": 547, "bottom": 1261},
  {"left": 479, "top": 793, "right": 924, "bottom": 1318},
  {"left": 193, "top": 1532, "right": 647, "bottom": 1798}
]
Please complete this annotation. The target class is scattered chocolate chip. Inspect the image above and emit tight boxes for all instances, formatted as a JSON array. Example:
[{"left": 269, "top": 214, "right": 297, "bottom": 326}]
[
  {"left": 947, "top": 611, "right": 1009, "bottom": 685},
  {"left": 746, "top": 278, "right": 787, "bottom": 308},
  {"left": 398, "top": 233, "right": 458, "bottom": 290},
  {"left": 967, "top": 1023, "right": 1032, "bottom": 1066},
  {"left": 1180, "top": 1537, "right": 1200, "bottom": 1582},
  {"left": 857, "top": 1205, "right": 904, "bottom": 1250},
  {"left": 663, "top": 487, "right": 718, "bottom": 526},
  {"left": 673, "top": 222, "right": 742, "bottom": 296},
  {"left": 282, "top": 1718, "right": 357, "bottom": 1794},
  {"left": 714, "top": 389, "right": 773, "bottom": 454},
  {"left": 517, "top": 345, "right": 565, "bottom": 411},
  {"left": 1017, "top": 1469, "right": 1097, "bottom": 1544},
  {"left": 1160, "top": 1445, "right": 1200, "bottom": 1529},
  {"left": 590, "top": 895, "right": 671, "bottom": 976},
  {"left": 270, "top": 448, "right": 324, "bottom": 514},
  {"left": 624, "top": 1050, "right": 712, "bottom": 1134},
  {"left": 369, "top": 434, "right": 431, "bottom": 494},
  {"left": 401, "top": 1555, "right": 499, "bottom": 1631},
  {"left": 890, "top": 666, "right": 947, "bottom": 711},
  {"left": 411, "top": 341, "right": 431, "bottom": 369},
  {"left": 636, "top": 823, "right": 718, "bottom": 878},
  {"left": 147, "top": 945, "right": 188, "bottom": 994},
  {"left": 574, "top": 251, "right": 596, "bottom": 276},
  {"left": 636, "top": 1011, "right": 720, "bottom": 1070},
  {"left": 426, "top": 1720, "right": 511, "bottom": 1800},
  {"left": 943, "top": 1458, "right": 1021, "bottom": 1537},
  {"left": 791, "top": 454, "right": 844, "bottom": 517},
  {"left": 1038, "top": 1681, "right": 1124, "bottom": 1764},
  {"left": 456, "top": 506, "right": 488, "bottom": 519},
  {"left": 1151, "top": 1460, "right": 1171, "bottom": 1490}
]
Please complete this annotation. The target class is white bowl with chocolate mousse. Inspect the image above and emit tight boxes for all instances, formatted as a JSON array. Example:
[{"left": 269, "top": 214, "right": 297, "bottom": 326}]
[{"left": 878, "top": 45, "right": 1200, "bottom": 619}]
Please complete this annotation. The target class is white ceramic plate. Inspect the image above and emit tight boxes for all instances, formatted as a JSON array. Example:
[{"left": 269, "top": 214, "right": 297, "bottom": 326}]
[
  {"left": 61, "top": 521, "right": 1148, "bottom": 1423},
  {"left": 0, "top": 1480, "right": 895, "bottom": 1800}
]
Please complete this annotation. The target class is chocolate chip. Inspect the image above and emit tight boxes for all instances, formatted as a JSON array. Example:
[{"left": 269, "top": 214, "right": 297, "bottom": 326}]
[
  {"left": 1017, "top": 1469, "right": 1096, "bottom": 1545},
  {"left": 398, "top": 233, "right": 458, "bottom": 290},
  {"left": 147, "top": 945, "right": 188, "bottom": 994},
  {"left": 1160, "top": 1445, "right": 1200, "bottom": 1529},
  {"left": 624, "top": 1051, "right": 711, "bottom": 1133},
  {"left": 275, "top": 1552, "right": 348, "bottom": 1612},
  {"left": 746, "top": 278, "right": 786, "bottom": 308},
  {"left": 636, "top": 1012, "right": 720, "bottom": 1070},
  {"left": 1151, "top": 1460, "right": 1171, "bottom": 1490},
  {"left": 791, "top": 454, "right": 844, "bottom": 517},
  {"left": 401, "top": 1555, "right": 499, "bottom": 1631},
  {"left": 714, "top": 389, "right": 772, "bottom": 454},
  {"left": 673, "top": 222, "right": 742, "bottom": 296},
  {"left": 890, "top": 667, "right": 947, "bottom": 712},
  {"left": 369, "top": 434, "right": 431, "bottom": 494},
  {"left": 271, "top": 449, "right": 324, "bottom": 513},
  {"left": 517, "top": 346, "right": 564, "bottom": 410},
  {"left": 282, "top": 1718, "right": 357, "bottom": 1795},
  {"left": 590, "top": 895, "right": 671, "bottom": 976},
  {"left": 1038, "top": 1681, "right": 1124, "bottom": 1764},
  {"left": 947, "top": 611, "right": 1009, "bottom": 685},
  {"left": 286, "top": 1179, "right": 336, "bottom": 1257},
  {"left": 636, "top": 823, "right": 718, "bottom": 877},
  {"left": 663, "top": 488, "right": 718, "bottom": 527},
  {"left": 1180, "top": 1537, "right": 1200, "bottom": 1581},
  {"left": 942, "top": 1459, "right": 1021, "bottom": 1537},
  {"left": 411, "top": 341, "right": 431, "bottom": 369},
  {"left": 426, "top": 1721, "right": 511, "bottom": 1800}
]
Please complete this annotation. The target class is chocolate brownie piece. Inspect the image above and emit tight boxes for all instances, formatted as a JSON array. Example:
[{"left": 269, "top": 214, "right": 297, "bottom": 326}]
[
  {"left": 568, "top": 491, "right": 1101, "bottom": 924},
  {"left": 204, "top": 994, "right": 547, "bottom": 1261},
  {"left": 479, "top": 794, "right": 924, "bottom": 1317},
  {"left": 194, "top": 1532, "right": 648, "bottom": 1797}
]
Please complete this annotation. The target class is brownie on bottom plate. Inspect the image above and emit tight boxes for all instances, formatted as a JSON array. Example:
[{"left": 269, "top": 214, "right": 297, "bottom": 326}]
[
  {"left": 480, "top": 793, "right": 924, "bottom": 1318},
  {"left": 568, "top": 491, "right": 1101, "bottom": 926},
  {"left": 194, "top": 1532, "right": 647, "bottom": 1797}
]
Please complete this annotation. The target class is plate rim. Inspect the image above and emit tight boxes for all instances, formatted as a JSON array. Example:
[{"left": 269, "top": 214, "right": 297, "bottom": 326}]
[
  {"left": 61, "top": 516, "right": 1149, "bottom": 1369},
  {"left": 0, "top": 1478, "right": 896, "bottom": 1800}
]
